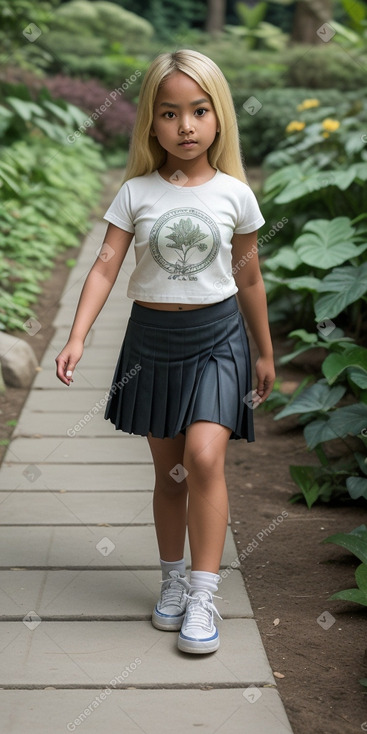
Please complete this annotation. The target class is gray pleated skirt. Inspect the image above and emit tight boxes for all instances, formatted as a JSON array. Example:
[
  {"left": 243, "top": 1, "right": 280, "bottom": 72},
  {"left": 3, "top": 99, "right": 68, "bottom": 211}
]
[{"left": 104, "top": 295, "right": 254, "bottom": 441}]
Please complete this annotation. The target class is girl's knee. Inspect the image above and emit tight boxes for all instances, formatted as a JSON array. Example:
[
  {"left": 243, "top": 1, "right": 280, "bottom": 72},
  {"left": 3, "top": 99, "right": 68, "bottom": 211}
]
[{"left": 183, "top": 444, "right": 225, "bottom": 480}]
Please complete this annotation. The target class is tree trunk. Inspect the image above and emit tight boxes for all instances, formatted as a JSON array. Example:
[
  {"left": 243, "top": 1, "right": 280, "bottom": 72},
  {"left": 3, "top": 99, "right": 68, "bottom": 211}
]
[
  {"left": 206, "top": 0, "right": 226, "bottom": 34},
  {"left": 292, "top": 0, "right": 332, "bottom": 44}
]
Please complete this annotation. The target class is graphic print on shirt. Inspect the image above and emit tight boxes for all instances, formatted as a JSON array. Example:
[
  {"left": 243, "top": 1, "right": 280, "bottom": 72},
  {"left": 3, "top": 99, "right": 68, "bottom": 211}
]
[{"left": 149, "top": 208, "right": 220, "bottom": 280}]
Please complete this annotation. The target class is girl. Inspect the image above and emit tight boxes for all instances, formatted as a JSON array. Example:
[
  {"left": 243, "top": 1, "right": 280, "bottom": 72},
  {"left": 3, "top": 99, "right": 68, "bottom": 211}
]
[{"left": 56, "top": 49, "right": 275, "bottom": 655}]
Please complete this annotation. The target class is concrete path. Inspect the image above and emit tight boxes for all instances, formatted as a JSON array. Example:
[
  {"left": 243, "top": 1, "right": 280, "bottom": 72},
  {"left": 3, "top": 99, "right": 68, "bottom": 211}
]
[{"left": 0, "top": 218, "right": 294, "bottom": 733}]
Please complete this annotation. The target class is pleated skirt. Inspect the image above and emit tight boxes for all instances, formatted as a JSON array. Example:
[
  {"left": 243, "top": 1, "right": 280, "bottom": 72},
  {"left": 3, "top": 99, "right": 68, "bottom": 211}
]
[{"left": 104, "top": 295, "right": 255, "bottom": 441}]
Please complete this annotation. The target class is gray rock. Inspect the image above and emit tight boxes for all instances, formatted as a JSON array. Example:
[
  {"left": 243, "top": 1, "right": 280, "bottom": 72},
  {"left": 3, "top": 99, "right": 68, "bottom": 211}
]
[{"left": 0, "top": 333, "right": 38, "bottom": 388}]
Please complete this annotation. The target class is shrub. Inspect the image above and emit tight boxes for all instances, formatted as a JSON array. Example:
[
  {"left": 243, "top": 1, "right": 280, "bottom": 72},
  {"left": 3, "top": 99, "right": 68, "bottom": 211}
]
[
  {"left": 259, "top": 94, "right": 367, "bottom": 506},
  {"left": 42, "top": 75, "right": 137, "bottom": 147},
  {"left": 0, "top": 87, "right": 105, "bottom": 332},
  {"left": 49, "top": 0, "right": 154, "bottom": 47},
  {"left": 233, "top": 87, "right": 363, "bottom": 166}
]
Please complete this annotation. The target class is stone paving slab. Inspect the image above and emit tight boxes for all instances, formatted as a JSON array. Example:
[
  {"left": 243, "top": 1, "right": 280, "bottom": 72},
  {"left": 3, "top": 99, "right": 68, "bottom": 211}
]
[
  {"left": 0, "top": 526, "right": 238, "bottom": 568},
  {"left": 0, "top": 213, "right": 294, "bottom": 734},
  {"left": 32, "top": 368, "right": 113, "bottom": 390},
  {"left": 0, "top": 463, "right": 154, "bottom": 491},
  {"left": 0, "top": 568, "right": 251, "bottom": 618},
  {"left": 0, "top": 689, "right": 292, "bottom": 734},
  {"left": 53, "top": 327, "right": 130, "bottom": 347},
  {"left": 0, "top": 490, "right": 231, "bottom": 526},
  {"left": 4, "top": 437, "right": 152, "bottom": 464},
  {"left": 0, "top": 490, "right": 154, "bottom": 525},
  {"left": 20, "top": 389, "right": 114, "bottom": 413},
  {"left": 0, "top": 620, "right": 274, "bottom": 686},
  {"left": 41, "top": 345, "right": 121, "bottom": 369},
  {"left": 13, "top": 411, "right": 128, "bottom": 438},
  {"left": 53, "top": 307, "right": 129, "bottom": 329}
]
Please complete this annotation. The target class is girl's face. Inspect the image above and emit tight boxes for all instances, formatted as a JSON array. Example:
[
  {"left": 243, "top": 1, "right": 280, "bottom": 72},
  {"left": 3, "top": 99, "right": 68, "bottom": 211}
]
[{"left": 150, "top": 71, "right": 219, "bottom": 164}]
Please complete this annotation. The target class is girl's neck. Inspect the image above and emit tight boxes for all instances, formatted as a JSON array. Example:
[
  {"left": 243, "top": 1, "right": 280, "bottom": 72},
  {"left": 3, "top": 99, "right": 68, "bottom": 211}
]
[{"left": 158, "top": 154, "right": 216, "bottom": 186}]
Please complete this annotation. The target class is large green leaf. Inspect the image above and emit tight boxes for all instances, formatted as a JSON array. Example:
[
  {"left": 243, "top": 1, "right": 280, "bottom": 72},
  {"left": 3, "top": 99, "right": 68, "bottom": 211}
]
[
  {"left": 354, "top": 452, "right": 367, "bottom": 476},
  {"left": 356, "top": 562, "right": 367, "bottom": 592},
  {"left": 263, "top": 164, "right": 303, "bottom": 195},
  {"left": 347, "top": 476, "right": 367, "bottom": 499},
  {"left": 274, "top": 382, "right": 346, "bottom": 420},
  {"left": 278, "top": 276, "right": 322, "bottom": 291},
  {"left": 325, "top": 403, "right": 367, "bottom": 437},
  {"left": 273, "top": 167, "right": 360, "bottom": 204},
  {"left": 264, "top": 246, "right": 302, "bottom": 272},
  {"left": 329, "top": 562, "right": 367, "bottom": 606},
  {"left": 329, "top": 588, "right": 367, "bottom": 605},
  {"left": 42, "top": 100, "right": 73, "bottom": 125},
  {"left": 6, "top": 97, "right": 45, "bottom": 121},
  {"left": 323, "top": 525, "right": 367, "bottom": 564},
  {"left": 289, "top": 465, "right": 321, "bottom": 509},
  {"left": 322, "top": 348, "right": 367, "bottom": 385},
  {"left": 347, "top": 368, "right": 367, "bottom": 390},
  {"left": 304, "top": 403, "right": 367, "bottom": 447},
  {"left": 304, "top": 418, "right": 338, "bottom": 449},
  {"left": 274, "top": 171, "right": 327, "bottom": 204},
  {"left": 315, "top": 262, "right": 367, "bottom": 321},
  {"left": 294, "top": 218, "right": 359, "bottom": 269}
]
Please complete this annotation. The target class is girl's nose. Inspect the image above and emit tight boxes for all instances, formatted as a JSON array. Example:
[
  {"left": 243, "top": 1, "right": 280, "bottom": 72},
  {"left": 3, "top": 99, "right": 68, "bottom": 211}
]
[{"left": 179, "top": 117, "right": 194, "bottom": 134}]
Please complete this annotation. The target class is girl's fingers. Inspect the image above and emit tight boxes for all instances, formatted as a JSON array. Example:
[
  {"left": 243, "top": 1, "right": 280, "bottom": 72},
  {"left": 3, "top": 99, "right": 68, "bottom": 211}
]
[{"left": 55, "top": 354, "right": 75, "bottom": 385}]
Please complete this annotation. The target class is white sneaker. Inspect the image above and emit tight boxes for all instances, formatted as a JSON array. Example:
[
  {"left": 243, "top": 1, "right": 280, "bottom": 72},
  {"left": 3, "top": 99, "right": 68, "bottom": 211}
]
[
  {"left": 178, "top": 588, "right": 222, "bottom": 654},
  {"left": 152, "top": 570, "right": 191, "bottom": 631}
]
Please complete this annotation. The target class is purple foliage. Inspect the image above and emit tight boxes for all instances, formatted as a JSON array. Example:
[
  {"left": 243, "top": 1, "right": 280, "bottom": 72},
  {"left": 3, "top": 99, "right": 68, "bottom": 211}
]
[{"left": 44, "top": 75, "right": 136, "bottom": 144}]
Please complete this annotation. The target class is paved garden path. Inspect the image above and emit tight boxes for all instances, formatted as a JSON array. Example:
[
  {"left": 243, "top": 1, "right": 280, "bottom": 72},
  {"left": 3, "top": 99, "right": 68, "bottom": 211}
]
[{"left": 0, "top": 217, "right": 294, "bottom": 733}]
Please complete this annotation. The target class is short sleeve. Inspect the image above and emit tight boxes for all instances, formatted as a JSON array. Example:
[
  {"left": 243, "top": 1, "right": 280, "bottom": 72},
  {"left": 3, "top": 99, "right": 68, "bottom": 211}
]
[
  {"left": 103, "top": 181, "right": 135, "bottom": 233},
  {"left": 234, "top": 186, "right": 265, "bottom": 234}
]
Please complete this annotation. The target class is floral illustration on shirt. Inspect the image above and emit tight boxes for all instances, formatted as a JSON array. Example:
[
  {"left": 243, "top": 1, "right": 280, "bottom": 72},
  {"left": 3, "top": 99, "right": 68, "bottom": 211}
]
[
  {"left": 165, "top": 218, "right": 209, "bottom": 277},
  {"left": 149, "top": 208, "right": 220, "bottom": 280}
]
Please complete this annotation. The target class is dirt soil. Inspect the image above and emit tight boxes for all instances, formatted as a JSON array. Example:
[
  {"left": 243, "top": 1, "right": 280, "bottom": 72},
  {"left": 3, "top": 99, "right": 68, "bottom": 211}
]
[
  {"left": 1, "top": 169, "right": 366, "bottom": 734},
  {"left": 226, "top": 341, "right": 367, "bottom": 734}
]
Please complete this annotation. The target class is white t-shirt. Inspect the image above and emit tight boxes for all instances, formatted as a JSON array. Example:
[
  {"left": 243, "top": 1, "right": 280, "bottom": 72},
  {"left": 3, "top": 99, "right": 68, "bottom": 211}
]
[{"left": 103, "top": 168, "right": 265, "bottom": 304}]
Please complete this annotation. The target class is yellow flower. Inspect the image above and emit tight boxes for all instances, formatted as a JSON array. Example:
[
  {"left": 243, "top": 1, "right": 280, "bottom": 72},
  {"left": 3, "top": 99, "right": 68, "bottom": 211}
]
[
  {"left": 297, "top": 99, "right": 320, "bottom": 111},
  {"left": 322, "top": 118, "right": 340, "bottom": 132},
  {"left": 286, "top": 120, "right": 306, "bottom": 133},
  {"left": 322, "top": 132, "right": 330, "bottom": 138}
]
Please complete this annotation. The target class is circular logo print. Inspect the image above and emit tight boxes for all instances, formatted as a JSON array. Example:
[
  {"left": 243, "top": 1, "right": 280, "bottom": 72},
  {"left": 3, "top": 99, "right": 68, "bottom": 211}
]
[{"left": 149, "top": 208, "right": 220, "bottom": 280}]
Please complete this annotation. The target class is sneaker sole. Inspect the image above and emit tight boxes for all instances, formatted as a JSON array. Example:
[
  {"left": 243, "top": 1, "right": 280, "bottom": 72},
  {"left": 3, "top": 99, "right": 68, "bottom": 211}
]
[
  {"left": 177, "top": 635, "right": 220, "bottom": 654},
  {"left": 151, "top": 609, "right": 185, "bottom": 631}
]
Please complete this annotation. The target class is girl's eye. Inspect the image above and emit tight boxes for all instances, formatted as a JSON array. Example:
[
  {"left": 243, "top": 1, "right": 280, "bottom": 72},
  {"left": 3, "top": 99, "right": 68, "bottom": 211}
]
[{"left": 163, "top": 108, "right": 209, "bottom": 119}]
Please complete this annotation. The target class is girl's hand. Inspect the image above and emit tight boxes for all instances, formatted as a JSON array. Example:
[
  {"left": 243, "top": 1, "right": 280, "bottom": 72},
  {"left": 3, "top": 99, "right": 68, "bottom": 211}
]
[
  {"left": 55, "top": 337, "right": 84, "bottom": 386},
  {"left": 255, "top": 356, "right": 275, "bottom": 405}
]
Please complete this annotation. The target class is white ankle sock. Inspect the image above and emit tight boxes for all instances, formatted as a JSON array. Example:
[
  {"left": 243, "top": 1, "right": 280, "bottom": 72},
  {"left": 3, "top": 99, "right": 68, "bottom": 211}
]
[
  {"left": 160, "top": 557, "right": 186, "bottom": 580},
  {"left": 190, "top": 570, "right": 221, "bottom": 593}
]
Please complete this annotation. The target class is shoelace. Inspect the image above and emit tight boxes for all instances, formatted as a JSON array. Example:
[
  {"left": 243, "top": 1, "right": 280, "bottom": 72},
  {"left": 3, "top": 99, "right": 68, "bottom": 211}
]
[
  {"left": 159, "top": 575, "right": 190, "bottom": 608},
  {"left": 182, "top": 592, "right": 223, "bottom": 633}
]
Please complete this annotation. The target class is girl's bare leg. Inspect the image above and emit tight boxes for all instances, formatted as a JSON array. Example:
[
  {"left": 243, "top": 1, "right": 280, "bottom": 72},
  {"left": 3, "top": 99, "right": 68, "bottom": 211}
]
[
  {"left": 183, "top": 421, "right": 231, "bottom": 573},
  {"left": 147, "top": 431, "right": 188, "bottom": 561}
]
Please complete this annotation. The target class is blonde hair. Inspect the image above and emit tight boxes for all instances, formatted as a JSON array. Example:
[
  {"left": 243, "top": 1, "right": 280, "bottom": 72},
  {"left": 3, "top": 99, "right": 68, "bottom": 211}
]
[{"left": 122, "top": 49, "right": 247, "bottom": 185}]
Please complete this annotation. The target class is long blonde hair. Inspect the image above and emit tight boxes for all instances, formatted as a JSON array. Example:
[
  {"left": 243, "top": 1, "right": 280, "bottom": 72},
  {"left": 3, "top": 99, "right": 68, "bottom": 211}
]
[{"left": 122, "top": 49, "right": 247, "bottom": 185}]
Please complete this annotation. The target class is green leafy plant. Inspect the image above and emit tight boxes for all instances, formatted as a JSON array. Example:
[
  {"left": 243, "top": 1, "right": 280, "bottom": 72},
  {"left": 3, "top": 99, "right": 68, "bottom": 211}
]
[
  {"left": 0, "top": 85, "right": 106, "bottom": 332},
  {"left": 323, "top": 525, "right": 367, "bottom": 607},
  {"left": 261, "top": 94, "right": 367, "bottom": 507},
  {"left": 225, "top": 1, "right": 289, "bottom": 51}
]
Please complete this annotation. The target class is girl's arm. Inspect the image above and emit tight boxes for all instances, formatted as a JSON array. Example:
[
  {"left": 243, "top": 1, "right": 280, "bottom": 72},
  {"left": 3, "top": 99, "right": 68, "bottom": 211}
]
[
  {"left": 231, "top": 231, "right": 275, "bottom": 404},
  {"left": 55, "top": 223, "right": 134, "bottom": 385}
]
